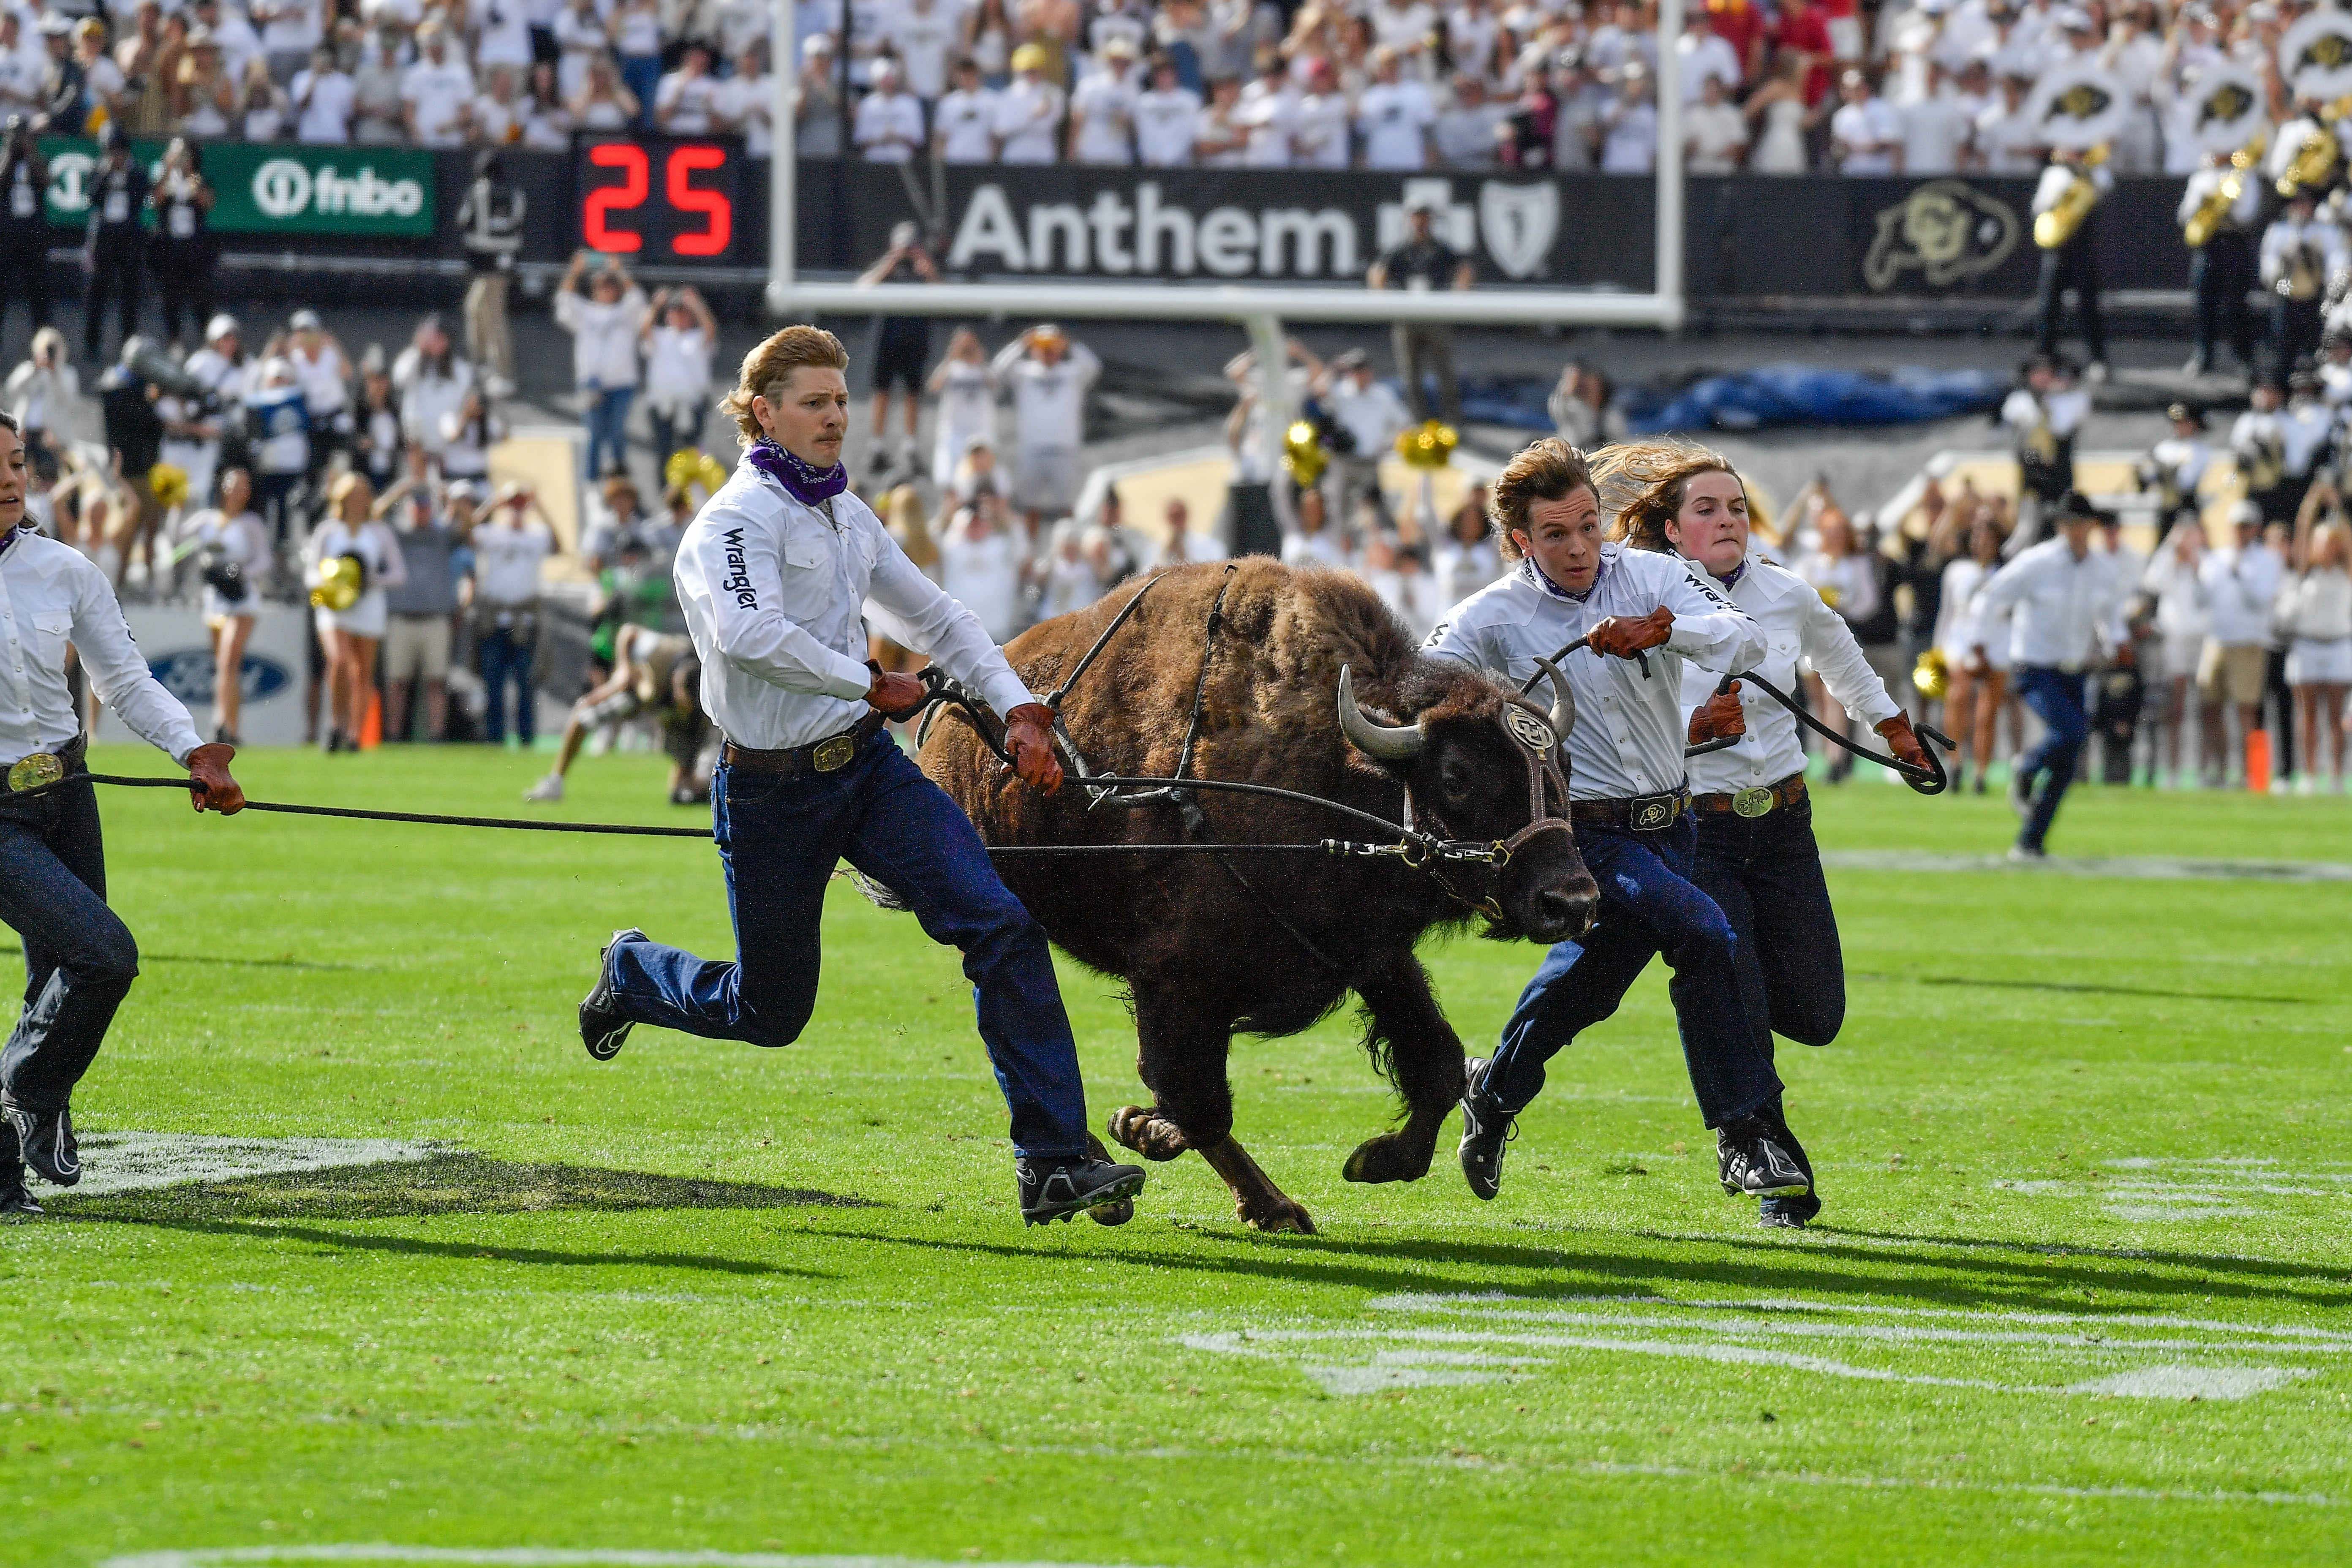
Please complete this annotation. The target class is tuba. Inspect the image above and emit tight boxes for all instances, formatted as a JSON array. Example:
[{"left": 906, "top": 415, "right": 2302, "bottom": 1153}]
[
  {"left": 2035, "top": 145, "right": 2110, "bottom": 250},
  {"left": 2186, "top": 138, "right": 2266, "bottom": 248},
  {"left": 2276, "top": 95, "right": 2352, "bottom": 195}
]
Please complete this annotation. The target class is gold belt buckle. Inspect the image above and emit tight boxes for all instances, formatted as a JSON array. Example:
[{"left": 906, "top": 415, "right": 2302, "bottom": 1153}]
[
  {"left": 812, "top": 733, "right": 857, "bottom": 773},
  {"left": 6, "top": 752, "right": 63, "bottom": 793},
  {"left": 1732, "top": 785, "right": 1776, "bottom": 818}
]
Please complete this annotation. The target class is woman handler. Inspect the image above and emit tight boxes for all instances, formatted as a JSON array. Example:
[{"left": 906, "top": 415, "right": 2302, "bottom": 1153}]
[
  {"left": 1428, "top": 438, "right": 1812, "bottom": 1220},
  {"left": 1608, "top": 441, "right": 1927, "bottom": 1228}
]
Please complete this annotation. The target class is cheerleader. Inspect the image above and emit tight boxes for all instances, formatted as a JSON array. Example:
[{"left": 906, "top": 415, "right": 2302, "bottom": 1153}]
[
  {"left": 2139, "top": 516, "right": 2210, "bottom": 787},
  {"left": 2284, "top": 504, "right": 2352, "bottom": 792},
  {"left": 179, "top": 466, "right": 271, "bottom": 744},
  {"left": 305, "top": 472, "right": 407, "bottom": 754},
  {"left": 1933, "top": 509, "right": 2013, "bottom": 792}
]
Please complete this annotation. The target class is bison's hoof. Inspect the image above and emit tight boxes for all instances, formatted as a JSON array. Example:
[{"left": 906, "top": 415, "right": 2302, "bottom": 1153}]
[
  {"left": 1088, "top": 1198, "right": 1135, "bottom": 1227},
  {"left": 1239, "top": 1195, "right": 1317, "bottom": 1235},
  {"left": 1342, "top": 1133, "right": 1434, "bottom": 1185},
  {"left": 1109, "top": 1105, "right": 1189, "bottom": 1162}
]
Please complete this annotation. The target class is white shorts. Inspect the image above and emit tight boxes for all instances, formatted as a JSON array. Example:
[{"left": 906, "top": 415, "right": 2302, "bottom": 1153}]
[
  {"left": 316, "top": 591, "right": 388, "bottom": 642},
  {"left": 382, "top": 612, "right": 453, "bottom": 682},
  {"left": 1013, "top": 445, "right": 1080, "bottom": 516},
  {"left": 2286, "top": 637, "right": 2352, "bottom": 685},
  {"left": 2161, "top": 633, "right": 2207, "bottom": 681}
]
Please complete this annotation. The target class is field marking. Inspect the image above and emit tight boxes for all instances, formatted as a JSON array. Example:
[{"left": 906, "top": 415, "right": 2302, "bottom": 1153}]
[
  {"left": 1182, "top": 1292, "right": 2333, "bottom": 1402},
  {"left": 1993, "top": 1155, "right": 2352, "bottom": 1223},
  {"left": 62, "top": 1132, "right": 445, "bottom": 1195},
  {"left": 1820, "top": 849, "right": 2352, "bottom": 882},
  {"left": 102, "top": 1550, "right": 1162, "bottom": 1568}
]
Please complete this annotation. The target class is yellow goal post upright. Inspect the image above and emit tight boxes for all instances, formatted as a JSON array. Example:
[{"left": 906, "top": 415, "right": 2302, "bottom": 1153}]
[{"left": 765, "top": 0, "right": 1687, "bottom": 457}]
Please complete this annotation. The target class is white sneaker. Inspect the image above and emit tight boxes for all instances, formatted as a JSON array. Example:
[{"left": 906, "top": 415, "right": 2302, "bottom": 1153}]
[{"left": 523, "top": 774, "right": 565, "bottom": 803}]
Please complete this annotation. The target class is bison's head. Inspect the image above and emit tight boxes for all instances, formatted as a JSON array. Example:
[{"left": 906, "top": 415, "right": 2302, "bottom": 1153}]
[{"left": 1338, "top": 662, "right": 1599, "bottom": 945}]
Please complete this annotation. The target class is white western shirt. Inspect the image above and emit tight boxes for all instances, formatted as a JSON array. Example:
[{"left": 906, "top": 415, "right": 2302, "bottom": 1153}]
[
  {"left": 1678, "top": 551, "right": 1900, "bottom": 794},
  {"left": 0, "top": 529, "right": 203, "bottom": 767},
  {"left": 554, "top": 286, "right": 650, "bottom": 390},
  {"left": 1972, "top": 537, "right": 2125, "bottom": 670},
  {"left": 674, "top": 455, "right": 1037, "bottom": 751},
  {"left": 2199, "top": 544, "right": 2284, "bottom": 646},
  {"left": 1424, "top": 544, "right": 1766, "bottom": 801}
]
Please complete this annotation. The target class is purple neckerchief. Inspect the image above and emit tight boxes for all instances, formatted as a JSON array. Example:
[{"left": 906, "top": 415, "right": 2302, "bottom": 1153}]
[
  {"left": 743, "top": 439, "right": 848, "bottom": 506},
  {"left": 1520, "top": 553, "right": 1607, "bottom": 603},
  {"left": 1712, "top": 559, "right": 1747, "bottom": 590}
]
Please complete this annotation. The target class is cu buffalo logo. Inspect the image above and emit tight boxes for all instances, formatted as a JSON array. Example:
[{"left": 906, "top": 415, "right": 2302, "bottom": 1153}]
[
  {"left": 148, "top": 648, "right": 292, "bottom": 706},
  {"left": 1862, "top": 181, "right": 2021, "bottom": 292},
  {"left": 1503, "top": 707, "right": 1555, "bottom": 752},
  {"left": 2297, "top": 32, "right": 2352, "bottom": 74},
  {"left": 2042, "top": 81, "right": 2115, "bottom": 133},
  {"left": 2200, "top": 83, "right": 2257, "bottom": 129}
]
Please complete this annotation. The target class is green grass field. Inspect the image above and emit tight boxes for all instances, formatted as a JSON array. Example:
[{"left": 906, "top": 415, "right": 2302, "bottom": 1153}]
[{"left": 11, "top": 743, "right": 2352, "bottom": 1567}]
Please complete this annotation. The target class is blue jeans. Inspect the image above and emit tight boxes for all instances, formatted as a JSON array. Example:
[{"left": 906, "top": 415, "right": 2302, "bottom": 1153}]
[
  {"left": 0, "top": 778, "right": 138, "bottom": 1111},
  {"left": 582, "top": 386, "right": 634, "bottom": 480},
  {"left": 619, "top": 53, "right": 662, "bottom": 124},
  {"left": 1486, "top": 815, "right": 1780, "bottom": 1130},
  {"left": 477, "top": 623, "right": 538, "bottom": 744},
  {"left": 606, "top": 737, "right": 1092, "bottom": 1158},
  {"left": 2014, "top": 665, "right": 2089, "bottom": 852},
  {"left": 1691, "top": 795, "right": 1840, "bottom": 1220}
]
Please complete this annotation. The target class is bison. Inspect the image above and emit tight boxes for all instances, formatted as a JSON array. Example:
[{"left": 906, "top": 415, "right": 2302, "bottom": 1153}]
[{"left": 914, "top": 559, "right": 1598, "bottom": 1231}]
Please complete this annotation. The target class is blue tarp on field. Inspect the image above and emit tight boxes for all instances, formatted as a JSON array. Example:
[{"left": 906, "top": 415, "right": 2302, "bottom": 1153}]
[{"left": 1439, "top": 364, "right": 2007, "bottom": 436}]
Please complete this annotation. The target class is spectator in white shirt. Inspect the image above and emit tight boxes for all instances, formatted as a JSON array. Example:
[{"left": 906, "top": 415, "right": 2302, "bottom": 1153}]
[
  {"left": 1280, "top": 485, "right": 1350, "bottom": 568},
  {"left": 1067, "top": 35, "right": 1141, "bottom": 162},
  {"left": 1900, "top": 60, "right": 1973, "bottom": 174},
  {"left": 1829, "top": 67, "right": 1902, "bottom": 173},
  {"left": 1676, "top": 6, "right": 1742, "bottom": 101},
  {"left": 2197, "top": 502, "right": 2285, "bottom": 784},
  {"left": 1315, "top": 348, "right": 1409, "bottom": 528},
  {"left": 289, "top": 41, "right": 355, "bottom": 141},
  {"left": 1973, "top": 68, "right": 2041, "bottom": 173},
  {"left": 475, "top": 0, "right": 536, "bottom": 76},
  {"left": 887, "top": 0, "right": 960, "bottom": 102},
  {"left": 1154, "top": 496, "right": 1228, "bottom": 567},
  {"left": 991, "top": 42, "right": 1065, "bottom": 161},
  {"left": 1196, "top": 74, "right": 1250, "bottom": 166},
  {"left": 655, "top": 41, "right": 725, "bottom": 133},
  {"left": 1684, "top": 71, "right": 1749, "bottom": 171},
  {"left": 400, "top": 22, "right": 476, "bottom": 147},
  {"left": 937, "top": 490, "right": 1027, "bottom": 642},
  {"left": 471, "top": 65, "right": 528, "bottom": 145},
  {"left": 250, "top": 0, "right": 320, "bottom": 83},
  {"left": 391, "top": 314, "right": 475, "bottom": 469},
  {"left": 1434, "top": 73, "right": 1507, "bottom": 167},
  {"left": 1599, "top": 62, "right": 1658, "bottom": 173},
  {"left": 554, "top": 250, "right": 650, "bottom": 479},
  {"left": 551, "top": 0, "right": 609, "bottom": 101},
  {"left": 1233, "top": 49, "right": 1296, "bottom": 167},
  {"left": 936, "top": 56, "right": 999, "bottom": 160},
  {"left": 927, "top": 328, "right": 998, "bottom": 488},
  {"left": 640, "top": 284, "right": 716, "bottom": 463},
  {"left": 853, "top": 59, "right": 926, "bottom": 159},
  {"left": 1134, "top": 54, "right": 1202, "bottom": 166},
  {"left": 716, "top": 41, "right": 775, "bottom": 154},
  {"left": 1357, "top": 47, "right": 1435, "bottom": 170},
  {"left": 991, "top": 324, "right": 1101, "bottom": 529}
]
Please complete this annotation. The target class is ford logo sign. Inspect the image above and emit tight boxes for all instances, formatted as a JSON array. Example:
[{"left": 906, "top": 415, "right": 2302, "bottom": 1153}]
[{"left": 147, "top": 648, "right": 292, "bottom": 705}]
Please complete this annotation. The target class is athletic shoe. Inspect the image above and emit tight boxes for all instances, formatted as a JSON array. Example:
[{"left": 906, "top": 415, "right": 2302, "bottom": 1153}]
[
  {"left": 1016, "top": 1155, "right": 1147, "bottom": 1225},
  {"left": 2, "top": 1095, "right": 79, "bottom": 1187},
  {"left": 2006, "top": 843, "right": 2047, "bottom": 863},
  {"left": 2007, "top": 766, "right": 2035, "bottom": 818},
  {"left": 1757, "top": 1117, "right": 1821, "bottom": 1228},
  {"left": 524, "top": 774, "right": 566, "bottom": 803},
  {"left": 1716, "top": 1114, "right": 1809, "bottom": 1199},
  {"left": 0, "top": 1119, "right": 32, "bottom": 1216},
  {"left": 1457, "top": 1056, "right": 1516, "bottom": 1201},
  {"left": 580, "top": 928, "right": 646, "bottom": 1062}
]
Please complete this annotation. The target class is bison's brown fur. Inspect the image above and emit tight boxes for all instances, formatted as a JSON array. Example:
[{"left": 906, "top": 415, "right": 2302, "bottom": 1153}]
[{"left": 917, "top": 559, "right": 1593, "bottom": 1231}]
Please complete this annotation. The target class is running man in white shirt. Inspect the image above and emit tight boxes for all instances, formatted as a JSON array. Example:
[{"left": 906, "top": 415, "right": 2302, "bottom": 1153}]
[
  {"left": 575, "top": 326, "right": 1147, "bottom": 1227},
  {"left": 0, "top": 412, "right": 245, "bottom": 1207}
]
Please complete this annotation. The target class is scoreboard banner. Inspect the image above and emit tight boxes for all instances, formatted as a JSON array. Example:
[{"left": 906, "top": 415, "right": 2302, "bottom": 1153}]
[{"left": 38, "top": 138, "right": 435, "bottom": 237}]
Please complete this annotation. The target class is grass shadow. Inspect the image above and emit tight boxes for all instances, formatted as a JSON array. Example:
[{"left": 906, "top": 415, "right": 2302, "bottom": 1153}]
[
  {"left": 1854, "top": 971, "right": 2314, "bottom": 1007},
  {"left": 53, "top": 1151, "right": 880, "bottom": 1223},
  {"left": 0, "top": 942, "right": 364, "bottom": 972}
]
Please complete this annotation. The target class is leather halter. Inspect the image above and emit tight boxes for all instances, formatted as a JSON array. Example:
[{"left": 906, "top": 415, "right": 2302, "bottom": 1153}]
[{"left": 1399, "top": 696, "right": 1576, "bottom": 921}]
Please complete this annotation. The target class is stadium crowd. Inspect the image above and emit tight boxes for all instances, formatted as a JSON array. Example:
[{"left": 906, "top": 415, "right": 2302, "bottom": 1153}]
[{"left": 0, "top": 0, "right": 2306, "bottom": 173}]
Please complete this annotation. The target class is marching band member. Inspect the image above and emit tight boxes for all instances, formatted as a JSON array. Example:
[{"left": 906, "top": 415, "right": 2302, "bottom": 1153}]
[
  {"left": 0, "top": 413, "right": 244, "bottom": 1210},
  {"left": 2275, "top": 368, "right": 2338, "bottom": 526},
  {"left": 1624, "top": 444, "right": 1927, "bottom": 1228},
  {"left": 2179, "top": 147, "right": 2263, "bottom": 377},
  {"left": 2031, "top": 147, "right": 2112, "bottom": 380},
  {"left": 2258, "top": 191, "right": 2344, "bottom": 378},
  {"left": 2232, "top": 378, "right": 2290, "bottom": 523},
  {"left": 1970, "top": 490, "right": 2129, "bottom": 859},
  {"left": 1427, "top": 439, "right": 1813, "bottom": 1220},
  {"left": 577, "top": 326, "right": 1147, "bottom": 1228},
  {"left": 2141, "top": 402, "right": 2212, "bottom": 530},
  {"left": 2003, "top": 354, "right": 2090, "bottom": 544}
]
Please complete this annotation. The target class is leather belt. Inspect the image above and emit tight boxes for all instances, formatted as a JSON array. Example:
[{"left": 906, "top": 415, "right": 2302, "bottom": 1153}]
[
  {"left": 2, "top": 733, "right": 87, "bottom": 794},
  {"left": 721, "top": 711, "right": 887, "bottom": 777},
  {"left": 1568, "top": 788, "right": 1689, "bottom": 832},
  {"left": 1694, "top": 773, "right": 1809, "bottom": 819}
]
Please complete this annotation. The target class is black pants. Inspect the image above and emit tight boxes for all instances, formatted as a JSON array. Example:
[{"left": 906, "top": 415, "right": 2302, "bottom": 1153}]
[
  {"left": 0, "top": 775, "right": 136, "bottom": 1114},
  {"left": 1392, "top": 322, "right": 1460, "bottom": 423},
  {"left": 0, "top": 231, "right": 49, "bottom": 345},
  {"left": 2192, "top": 232, "right": 2255, "bottom": 370},
  {"left": 2036, "top": 237, "right": 2107, "bottom": 363},
  {"left": 83, "top": 245, "right": 143, "bottom": 364},
  {"left": 2272, "top": 296, "right": 2323, "bottom": 379},
  {"left": 152, "top": 247, "right": 213, "bottom": 349}
]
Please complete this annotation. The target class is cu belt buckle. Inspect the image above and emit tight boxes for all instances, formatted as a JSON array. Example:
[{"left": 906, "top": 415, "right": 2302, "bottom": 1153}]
[
  {"left": 1732, "top": 785, "right": 1776, "bottom": 818},
  {"left": 5, "top": 751, "right": 63, "bottom": 794},
  {"left": 812, "top": 732, "right": 858, "bottom": 773},
  {"left": 1633, "top": 794, "right": 1674, "bottom": 830}
]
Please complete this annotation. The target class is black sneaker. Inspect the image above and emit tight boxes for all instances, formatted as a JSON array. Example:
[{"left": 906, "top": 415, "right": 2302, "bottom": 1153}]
[
  {"left": 1016, "top": 1155, "right": 1147, "bottom": 1225},
  {"left": 2, "top": 1095, "right": 79, "bottom": 1187},
  {"left": 1717, "top": 1114, "right": 1810, "bottom": 1199},
  {"left": 1757, "top": 1117, "right": 1820, "bottom": 1228},
  {"left": 1458, "top": 1057, "right": 1516, "bottom": 1201},
  {"left": 0, "top": 1119, "right": 33, "bottom": 1217},
  {"left": 580, "top": 928, "right": 645, "bottom": 1061},
  {"left": 2007, "top": 766, "right": 2036, "bottom": 819}
]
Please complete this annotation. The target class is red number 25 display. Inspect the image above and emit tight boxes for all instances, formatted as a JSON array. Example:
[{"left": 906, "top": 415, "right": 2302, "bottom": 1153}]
[{"left": 577, "top": 139, "right": 737, "bottom": 260}]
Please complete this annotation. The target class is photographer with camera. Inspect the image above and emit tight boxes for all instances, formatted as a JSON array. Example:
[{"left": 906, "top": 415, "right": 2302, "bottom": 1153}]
[
  {"left": 82, "top": 125, "right": 147, "bottom": 367},
  {"left": 0, "top": 117, "right": 47, "bottom": 348},
  {"left": 149, "top": 139, "right": 217, "bottom": 353},
  {"left": 179, "top": 466, "right": 270, "bottom": 744}
]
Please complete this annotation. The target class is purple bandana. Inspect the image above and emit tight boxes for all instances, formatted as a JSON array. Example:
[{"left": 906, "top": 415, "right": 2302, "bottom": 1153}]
[
  {"left": 1521, "top": 554, "right": 1606, "bottom": 603},
  {"left": 744, "top": 438, "right": 848, "bottom": 506}
]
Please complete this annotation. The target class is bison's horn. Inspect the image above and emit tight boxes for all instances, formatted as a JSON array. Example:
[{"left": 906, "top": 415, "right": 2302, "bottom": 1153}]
[
  {"left": 1337, "top": 664, "right": 1425, "bottom": 760},
  {"left": 1533, "top": 655, "right": 1576, "bottom": 740}
]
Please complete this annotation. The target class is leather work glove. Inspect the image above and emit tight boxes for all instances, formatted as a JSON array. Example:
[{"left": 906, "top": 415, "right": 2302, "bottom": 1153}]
[
  {"left": 1585, "top": 606, "right": 1674, "bottom": 660},
  {"left": 865, "top": 661, "right": 930, "bottom": 722},
  {"left": 184, "top": 743, "right": 246, "bottom": 815},
  {"left": 1876, "top": 712, "right": 1930, "bottom": 772},
  {"left": 1688, "top": 683, "right": 1745, "bottom": 746},
  {"left": 1002, "top": 703, "right": 1065, "bottom": 795}
]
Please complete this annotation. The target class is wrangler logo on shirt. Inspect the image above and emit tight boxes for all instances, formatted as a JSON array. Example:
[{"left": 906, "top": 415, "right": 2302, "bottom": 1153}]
[{"left": 719, "top": 528, "right": 757, "bottom": 608}]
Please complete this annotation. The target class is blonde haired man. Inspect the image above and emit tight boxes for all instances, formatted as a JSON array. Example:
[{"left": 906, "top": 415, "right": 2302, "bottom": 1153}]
[{"left": 576, "top": 327, "right": 1146, "bottom": 1228}]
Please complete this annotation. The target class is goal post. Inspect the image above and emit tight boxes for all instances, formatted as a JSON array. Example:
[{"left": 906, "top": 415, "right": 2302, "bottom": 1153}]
[{"left": 766, "top": 0, "right": 1686, "bottom": 331}]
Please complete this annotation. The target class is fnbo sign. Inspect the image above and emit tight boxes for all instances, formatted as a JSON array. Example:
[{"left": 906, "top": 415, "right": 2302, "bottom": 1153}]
[{"left": 38, "top": 139, "right": 435, "bottom": 239}]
